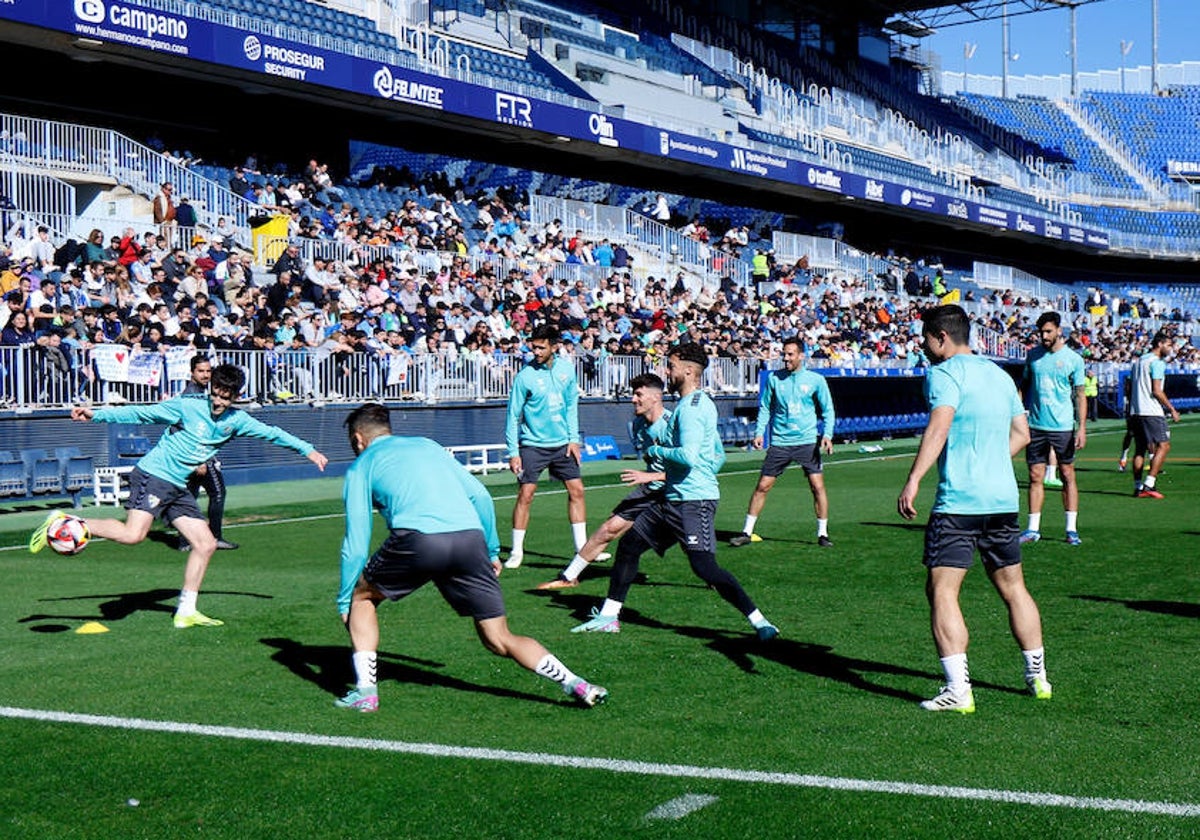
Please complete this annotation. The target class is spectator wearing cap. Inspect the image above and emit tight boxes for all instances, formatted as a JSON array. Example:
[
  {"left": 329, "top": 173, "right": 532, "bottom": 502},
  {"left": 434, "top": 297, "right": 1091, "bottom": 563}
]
[{"left": 174, "top": 193, "right": 197, "bottom": 229}]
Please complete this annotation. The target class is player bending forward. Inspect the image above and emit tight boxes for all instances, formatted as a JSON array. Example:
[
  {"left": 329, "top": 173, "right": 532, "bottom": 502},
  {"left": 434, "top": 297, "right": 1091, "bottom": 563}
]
[{"left": 335, "top": 403, "right": 608, "bottom": 712}]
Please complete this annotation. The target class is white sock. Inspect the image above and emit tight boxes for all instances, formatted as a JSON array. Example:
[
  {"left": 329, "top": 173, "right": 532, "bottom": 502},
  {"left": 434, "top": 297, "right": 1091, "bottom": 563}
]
[
  {"left": 1027, "top": 513, "right": 1041, "bottom": 533},
  {"left": 747, "top": 608, "right": 770, "bottom": 628},
  {"left": 742, "top": 514, "right": 758, "bottom": 535},
  {"left": 816, "top": 518, "right": 828, "bottom": 538},
  {"left": 1065, "top": 511, "right": 1078, "bottom": 532},
  {"left": 563, "top": 554, "right": 589, "bottom": 581},
  {"left": 1022, "top": 647, "right": 1046, "bottom": 679},
  {"left": 534, "top": 653, "right": 578, "bottom": 687},
  {"left": 176, "top": 589, "right": 198, "bottom": 616},
  {"left": 510, "top": 529, "right": 526, "bottom": 555},
  {"left": 1144, "top": 475, "right": 1157, "bottom": 489},
  {"left": 353, "top": 650, "right": 378, "bottom": 689},
  {"left": 571, "top": 521, "right": 588, "bottom": 552},
  {"left": 1045, "top": 465, "right": 1058, "bottom": 482},
  {"left": 599, "top": 598, "right": 623, "bottom": 618},
  {"left": 940, "top": 653, "right": 970, "bottom": 693}
]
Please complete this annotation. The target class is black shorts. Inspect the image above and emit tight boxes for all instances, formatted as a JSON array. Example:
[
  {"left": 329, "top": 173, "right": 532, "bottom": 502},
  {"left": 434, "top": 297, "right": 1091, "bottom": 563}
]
[
  {"left": 1026, "top": 429, "right": 1077, "bottom": 466},
  {"left": 761, "top": 443, "right": 822, "bottom": 477},
  {"left": 630, "top": 499, "right": 718, "bottom": 556},
  {"left": 923, "top": 512, "right": 1022, "bottom": 570},
  {"left": 1132, "top": 415, "right": 1170, "bottom": 450},
  {"left": 126, "top": 467, "right": 204, "bottom": 524},
  {"left": 611, "top": 484, "right": 664, "bottom": 522},
  {"left": 363, "top": 528, "right": 505, "bottom": 621},
  {"left": 517, "top": 444, "right": 582, "bottom": 485}
]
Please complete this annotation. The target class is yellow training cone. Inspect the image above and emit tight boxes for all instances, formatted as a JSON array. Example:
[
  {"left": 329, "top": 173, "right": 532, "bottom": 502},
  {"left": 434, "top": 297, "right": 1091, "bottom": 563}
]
[{"left": 76, "top": 622, "right": 109, "bottom": 634}]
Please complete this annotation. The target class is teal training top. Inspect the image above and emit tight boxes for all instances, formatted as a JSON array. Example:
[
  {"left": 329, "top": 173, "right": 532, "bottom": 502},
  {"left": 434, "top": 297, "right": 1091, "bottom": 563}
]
[
  {"left": 630, "top": 411, "right": 671, "bottom": 491},
  {"left": 1023, "top": 345, "right": 1085, "bottom": 431},
  {"left": 926, "top": 354, "right": 1024, "bottom": 515},
  {"left": 754, "top": 367, "right": 835, "bottom": 445},
  {"left": 505, "top": 356, "right": 580, "bottom": 457},
  {"left": 338, "top": 435, "right": 500, "bottom": 614},
  {"left": 647, "top": 390, "right": 725, "bottom": 501},
  {"left": 92, "top": 394, "right": 314, "bottom": 488}
]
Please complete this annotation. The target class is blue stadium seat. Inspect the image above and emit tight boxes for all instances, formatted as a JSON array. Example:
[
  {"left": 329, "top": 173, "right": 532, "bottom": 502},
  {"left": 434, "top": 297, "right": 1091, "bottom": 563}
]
[
  {"left": 0, "top": 451, "right": 27, "bottom": 497},
  {"left": 20, "top": 448, "right": 63, "bottom": 495},
  {"left": 56, "top": 446, "right": 94, "bottom": 506}
]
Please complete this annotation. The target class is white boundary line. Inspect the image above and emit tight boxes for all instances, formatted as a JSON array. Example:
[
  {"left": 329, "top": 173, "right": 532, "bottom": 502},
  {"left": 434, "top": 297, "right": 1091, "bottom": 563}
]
[{"left": 1, "top": 706, "right": 1197, "bottom": 818}]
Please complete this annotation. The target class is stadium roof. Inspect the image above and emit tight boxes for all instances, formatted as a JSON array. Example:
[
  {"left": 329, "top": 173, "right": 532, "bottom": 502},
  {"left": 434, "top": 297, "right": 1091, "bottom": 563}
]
[{"left": 877, "top": 0, "right": 1108, "bottom": 35}]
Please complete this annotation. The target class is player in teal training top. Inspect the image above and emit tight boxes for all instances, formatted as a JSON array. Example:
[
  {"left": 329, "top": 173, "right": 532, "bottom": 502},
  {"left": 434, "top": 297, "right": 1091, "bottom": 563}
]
[
  {"left": 538, "top": 372, "right": 671, "bottom": 590},
  {"left": 571, "top": 343, "right": 779, "bottom": 642},
  {"left": 503, "top": 324, "right": 591, "bottom": 568},
  {"left": 333, "top": 402, "right": 607, "bottom": 713},
  {"left": 1019, "top": 311, "right": 1087, "bottom": 546},
  {"left": 30, "top": 364, "right": 328, "bottom": 629},
  {"left": 731, "top": 336, "right": 836, "bottom": 548},
  {"left": 898, "top": 305, "right": 1050, "bottom": 714}
]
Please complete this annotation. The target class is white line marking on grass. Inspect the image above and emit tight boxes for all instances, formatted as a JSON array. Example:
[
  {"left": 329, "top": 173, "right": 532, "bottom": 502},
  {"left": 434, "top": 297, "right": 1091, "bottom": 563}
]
[
  {"left": 2, "top": 706, "right": 1197, "bottom": 818},
  {"left": 645, "top": 794, "right": 719, "bottom": 820}
]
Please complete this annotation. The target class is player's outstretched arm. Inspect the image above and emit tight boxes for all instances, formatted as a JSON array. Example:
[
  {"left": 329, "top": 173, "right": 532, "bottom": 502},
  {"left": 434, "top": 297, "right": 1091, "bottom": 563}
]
[
  {"left": 308, "top": 450, "right": 329, "bottom": 471},
  {"left": 71, "top": 406, "right": 94, "bottom": 422}
]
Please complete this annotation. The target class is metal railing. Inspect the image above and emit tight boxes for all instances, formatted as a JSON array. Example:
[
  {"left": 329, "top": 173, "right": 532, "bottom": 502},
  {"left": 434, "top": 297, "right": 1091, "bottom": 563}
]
[{"left": 0, "top": 347, "right": 768, "bottom": 410}]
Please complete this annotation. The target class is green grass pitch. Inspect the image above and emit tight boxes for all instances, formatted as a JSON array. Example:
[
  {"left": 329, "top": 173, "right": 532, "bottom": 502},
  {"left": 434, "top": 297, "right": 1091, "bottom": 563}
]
[{"left": 1, "top": 417, "right": 1197, "bottom": 838}]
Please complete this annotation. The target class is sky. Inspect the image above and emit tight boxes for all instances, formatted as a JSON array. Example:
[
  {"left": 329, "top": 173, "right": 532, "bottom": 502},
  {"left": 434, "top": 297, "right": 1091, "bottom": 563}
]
[{"left": 919, "top": 0, "right": 1198, "bottom": 79}]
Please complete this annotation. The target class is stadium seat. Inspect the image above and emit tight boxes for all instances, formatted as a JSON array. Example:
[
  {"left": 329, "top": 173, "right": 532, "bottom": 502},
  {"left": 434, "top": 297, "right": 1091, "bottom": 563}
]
[
  {"left": 56, "top": 446, "right": 94, "bottom": 506},
  {"left": 20, "top": 448, "right": 63, "bottom": 495},
  {"left": 0, "top": 451, "right": 28, "bottom": 497},
  {"left": 116, "top": 435, "right": 152, "bottom": 459}
]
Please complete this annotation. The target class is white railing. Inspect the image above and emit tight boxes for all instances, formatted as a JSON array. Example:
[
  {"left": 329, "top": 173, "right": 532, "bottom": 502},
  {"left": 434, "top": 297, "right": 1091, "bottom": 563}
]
[
  {"left": 0, "top": 346, "right": 765, "bottom": 410},
  {"left": 0, "top": 112, "right": 260, "bottom": 251}
]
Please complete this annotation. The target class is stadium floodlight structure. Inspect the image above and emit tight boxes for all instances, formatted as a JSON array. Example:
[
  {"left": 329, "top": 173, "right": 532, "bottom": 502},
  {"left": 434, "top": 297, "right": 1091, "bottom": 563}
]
[{"left": 1120, "top": 39, "right": 1134, "bottom": 93}]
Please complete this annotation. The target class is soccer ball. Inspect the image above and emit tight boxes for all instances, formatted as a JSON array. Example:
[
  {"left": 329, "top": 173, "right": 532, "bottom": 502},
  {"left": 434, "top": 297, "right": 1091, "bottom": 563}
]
[{"left": 48, "top": 515, "right": 90, "bottom": 556}]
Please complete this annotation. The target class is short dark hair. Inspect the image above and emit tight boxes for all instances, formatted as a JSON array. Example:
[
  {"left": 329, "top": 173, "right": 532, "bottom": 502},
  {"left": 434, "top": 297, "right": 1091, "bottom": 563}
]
[
  {"left": 1036, "top": 311, "right": 1061, "bottom": 329},
  {"left": 530, "top": 324, "right": 560, "bottom": 344},
  {"left": 921, "top": 305, "right": 970, "bottom": 346},
  {"left": 210, "top": 364, "right": 245, "bottom": 396},
  {"left": 190, "top": 354, "right": 212, "bottom": 372},
  {"left": 345, "top": 402, "right": 391, "bottom": 437},
  {"left": 782, "top": 336, "right": 804, "bottom": 353},
  {"left": 629, "top": 372, "right": 665, "bottom": 392},
  {"left": 668, "top": 341, "right": 709, "bottom": 370}
]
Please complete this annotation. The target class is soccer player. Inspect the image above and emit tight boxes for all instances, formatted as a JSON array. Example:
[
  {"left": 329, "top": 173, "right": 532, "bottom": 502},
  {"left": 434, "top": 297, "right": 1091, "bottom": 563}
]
[
  {"left": 1019, "top": 312, "right": 1087, "bottom": 546},
  {"left": 503, "top": 324, "right": 592, "bottom": 569},
  {"left": 30, "top": 364, "right": 328, "bottom": 628},
  {"left": 334, "top": 403, "right": 607, "bottom": 713},
  {"left": 177, "top": 355, "right": 238, "bottom": 552},
  {"left": 571, "top": 343, "right": 779, "bottom": 642},
  {"left": 898, "top": 305, "right": 1050, "bottom": 714},
  {"left": 1128, "top": 330, "right": 1181, "bottom": 498},
  {"left": 729, "top": 336, "right": 835, "bottom": 548},
  {"left": 537, "top": 372, "right": 670, "bottom": 590}
]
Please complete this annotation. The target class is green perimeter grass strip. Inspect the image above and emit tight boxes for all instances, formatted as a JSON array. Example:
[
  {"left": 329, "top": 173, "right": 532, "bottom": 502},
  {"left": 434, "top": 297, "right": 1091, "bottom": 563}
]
[{"left": 2, "top": 706, "right": 1197, "bottom": 819}]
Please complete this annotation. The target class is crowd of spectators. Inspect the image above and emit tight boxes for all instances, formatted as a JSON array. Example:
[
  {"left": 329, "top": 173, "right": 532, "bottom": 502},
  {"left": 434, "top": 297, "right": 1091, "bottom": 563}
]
[{"left": 0, "top": 155, "right": 1197, "bottom": 408}]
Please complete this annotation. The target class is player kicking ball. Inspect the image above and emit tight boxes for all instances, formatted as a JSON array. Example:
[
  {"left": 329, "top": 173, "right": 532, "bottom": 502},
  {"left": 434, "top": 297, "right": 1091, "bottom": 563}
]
[
  {"left": 335, "top": 403, "right": 607, "bottom": 712},
  {"left": 538, "top": 373, "right": 669, "bottom": 591},
  {"left": 30, "top": 364, "right": 328, "bottom": 629}
]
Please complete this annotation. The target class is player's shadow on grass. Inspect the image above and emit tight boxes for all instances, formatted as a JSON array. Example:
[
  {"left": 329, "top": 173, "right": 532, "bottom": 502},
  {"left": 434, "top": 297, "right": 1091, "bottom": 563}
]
[
  {"left": 19, "top": 588, "right": 272, "bottom": 631},
  {"left": 1073, "top": 594, "right": 1200, "bottom": 619},
  {"left": 539, "top": 592, "right": 1021, "bottom": 703},
  {"left": 858, "top": 521, "right": 927, "bottom": 532},
  {"left": 260, "top": 637, "right": 558, "bottom": 705}
]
